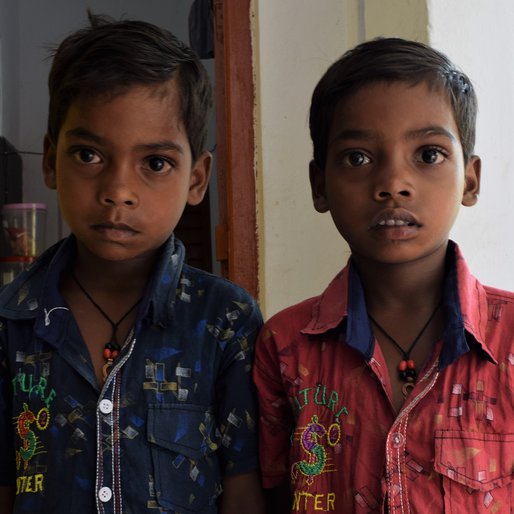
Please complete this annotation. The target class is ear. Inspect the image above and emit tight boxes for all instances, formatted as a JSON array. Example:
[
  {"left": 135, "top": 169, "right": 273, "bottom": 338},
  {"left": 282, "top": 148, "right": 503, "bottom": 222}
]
[
  {"left": 309, "top": 160, "right": 329, "bottom": 213},
  {"left": 187, "top": 151, "right": 212, "bottom": 206},
  {"left": 43, "top": 135, "right": 57, "bottom": 190},
  {"left": 461, "top": 155, "right": 481, "bottom": 207}
]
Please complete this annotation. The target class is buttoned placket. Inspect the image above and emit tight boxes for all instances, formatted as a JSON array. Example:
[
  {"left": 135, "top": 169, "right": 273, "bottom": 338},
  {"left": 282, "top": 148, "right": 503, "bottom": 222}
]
[
  {"left": 383, "top": 359, "right": 440, "bottom": 514},
  {"left": 95, "top": 336, "right": 137, "bottom": 514}
]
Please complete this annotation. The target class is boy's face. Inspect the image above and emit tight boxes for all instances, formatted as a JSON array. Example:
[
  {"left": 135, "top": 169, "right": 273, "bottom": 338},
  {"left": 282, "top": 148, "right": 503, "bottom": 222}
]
[
  {"left": 310, "top": 81, "right": 480, "bottom": 268},
  {"left": 43, "top": 81, "right": 211, "bottom": 264}
]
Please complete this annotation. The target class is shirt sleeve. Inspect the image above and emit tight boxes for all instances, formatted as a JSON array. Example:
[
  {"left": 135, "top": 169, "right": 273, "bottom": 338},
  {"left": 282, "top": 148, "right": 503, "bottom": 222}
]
[
  {"left": 0, "top": 321, "right": 15, "bottom": 486},
  {"left": 215, "top": 296, "right": 263, "bottom": 477},
  {"left": 253, "top": 322, "right": 295, "bottom": 488}
]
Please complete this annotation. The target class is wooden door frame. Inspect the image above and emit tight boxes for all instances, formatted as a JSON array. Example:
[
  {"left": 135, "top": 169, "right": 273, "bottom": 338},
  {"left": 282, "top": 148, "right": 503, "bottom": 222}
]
[{"left": 213, "top": 0, "right": 258, "bottom": 299}]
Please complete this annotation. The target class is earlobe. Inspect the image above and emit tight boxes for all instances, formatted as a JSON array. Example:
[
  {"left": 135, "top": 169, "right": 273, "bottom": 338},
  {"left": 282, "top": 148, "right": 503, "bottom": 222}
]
[
  {"left": 187, "top": 151, "right": 212, "bottom": 206},
  {"left": 309, "top": 160, "right": 329, "bottom": 213},
  {"left": 42, "top": 135, "right": 57, "bottom": 190},
  {"left": 462, "top": 155, "right": 481, "bottom": 207}
]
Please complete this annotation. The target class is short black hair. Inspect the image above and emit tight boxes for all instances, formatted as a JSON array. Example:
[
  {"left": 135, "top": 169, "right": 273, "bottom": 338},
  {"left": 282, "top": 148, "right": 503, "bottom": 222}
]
[
  {"left": 47, "top": 13, "right": 212, "bottom": 161},
  {"left": 309, "top": 37, "right": 477, "bottom": 169}
]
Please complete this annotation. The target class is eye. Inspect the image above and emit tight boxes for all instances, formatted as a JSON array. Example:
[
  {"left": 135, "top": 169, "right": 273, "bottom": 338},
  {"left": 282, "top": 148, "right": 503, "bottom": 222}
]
[
  {"left": 417, "top": 147, "right": 446, "bottom": 165},
  {"left": 342, "top": 151, "right": 371, "bottom": 167},
  {"left": 72, "top": 148, "right": 101, "bottom": 164},
  {"left": 144, "top": 156, "right": 174, "bottom": 173}
]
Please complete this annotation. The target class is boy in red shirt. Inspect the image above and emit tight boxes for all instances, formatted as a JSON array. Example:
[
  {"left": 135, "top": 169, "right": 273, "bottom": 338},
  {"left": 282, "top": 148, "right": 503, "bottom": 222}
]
[{"left": 254, "top": 37, "right": 514, "bottom": 513}]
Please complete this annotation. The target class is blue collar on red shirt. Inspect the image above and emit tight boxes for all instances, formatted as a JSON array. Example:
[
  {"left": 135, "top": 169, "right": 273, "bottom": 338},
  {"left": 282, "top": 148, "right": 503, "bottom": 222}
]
[{"left": 302, "top": 241, "right": 496, "bottom": 370}]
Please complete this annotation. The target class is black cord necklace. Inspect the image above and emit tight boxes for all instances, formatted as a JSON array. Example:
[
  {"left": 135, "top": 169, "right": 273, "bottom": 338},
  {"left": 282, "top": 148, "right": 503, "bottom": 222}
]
[
  {"left": 72, "top": 272, "right": 141, "bottom": 380},
  {"left": 368, "top": 301, "right": 442, "bottom": 392}
]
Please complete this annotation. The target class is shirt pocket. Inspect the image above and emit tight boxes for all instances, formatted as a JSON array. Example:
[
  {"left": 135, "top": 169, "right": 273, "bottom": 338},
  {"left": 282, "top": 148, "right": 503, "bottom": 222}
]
[
  {"left": 434, "top": 430, "right": 514, "bottom": 513},
  {"left": 148, "top": 403, "right": 222, "bottom": 513}
]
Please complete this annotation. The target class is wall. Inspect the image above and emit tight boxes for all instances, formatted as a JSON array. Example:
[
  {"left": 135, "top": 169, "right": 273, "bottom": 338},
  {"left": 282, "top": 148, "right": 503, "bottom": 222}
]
[
  {"left": 0, "top": 0, "right": 19, "bottom": 139},
  {"left": 254, "top": 0, "right": 354, "bottom": 317},
  {"left": 427, "top": 0, "right": 514, "bottom": 292}
]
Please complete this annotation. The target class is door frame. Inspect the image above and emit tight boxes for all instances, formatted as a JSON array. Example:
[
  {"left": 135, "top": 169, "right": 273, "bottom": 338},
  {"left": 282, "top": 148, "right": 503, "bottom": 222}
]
[{"left": 213, "top": 0, "right": 258, "bottom": 299}]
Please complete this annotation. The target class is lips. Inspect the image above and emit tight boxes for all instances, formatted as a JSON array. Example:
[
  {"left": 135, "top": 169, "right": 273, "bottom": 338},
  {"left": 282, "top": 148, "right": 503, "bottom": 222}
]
[
  {"left": 91, "top": 221, "right": 139, "bottom": 236},
  {"left": 370, "top": 208, "right": 420, "bottom": 230}
]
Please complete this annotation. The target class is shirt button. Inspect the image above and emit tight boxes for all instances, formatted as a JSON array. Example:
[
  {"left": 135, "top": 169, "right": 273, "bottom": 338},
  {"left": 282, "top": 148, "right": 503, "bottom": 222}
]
[
  {"left": 99, "top": 399, "right": 113, "bottom": 414},
  {"left": 98, "top": 486, "right": 112, "bottom": 502},
  {"left": 391, "top": 432, "right": 405, "bottom": 448}
]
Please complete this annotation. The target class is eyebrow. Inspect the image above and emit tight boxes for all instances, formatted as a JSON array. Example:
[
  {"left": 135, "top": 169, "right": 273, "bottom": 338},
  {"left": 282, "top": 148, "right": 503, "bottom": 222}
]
[
  {"left": 329, "top": 126, "right": 457, "bottom": 145},
  {"left": 64, "top": 127, "right": 185, "bottom": 154}
]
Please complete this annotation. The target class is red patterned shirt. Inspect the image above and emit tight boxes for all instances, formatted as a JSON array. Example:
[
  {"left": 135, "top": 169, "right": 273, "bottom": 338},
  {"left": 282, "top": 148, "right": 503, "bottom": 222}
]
[{"left": 254, "top": 242, "right": 514, "bottom": 513}]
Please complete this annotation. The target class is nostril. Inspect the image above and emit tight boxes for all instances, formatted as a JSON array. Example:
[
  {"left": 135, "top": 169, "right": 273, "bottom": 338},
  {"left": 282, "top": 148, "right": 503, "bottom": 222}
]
[
  {"left": 378, "top": 191, "right": 391, "bottom": 198},
  {"left": 399, "top": 190, "right": 410, "bottom": 196}
]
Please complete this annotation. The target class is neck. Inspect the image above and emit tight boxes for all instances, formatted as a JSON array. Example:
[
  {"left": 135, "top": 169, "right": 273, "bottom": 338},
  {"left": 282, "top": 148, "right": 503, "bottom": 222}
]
[
  {"left": 352, "top": 249, "right": 447, "bottom": 313},
  {"left": 73, "top": 242, "right": 158, "bottom": 294}
]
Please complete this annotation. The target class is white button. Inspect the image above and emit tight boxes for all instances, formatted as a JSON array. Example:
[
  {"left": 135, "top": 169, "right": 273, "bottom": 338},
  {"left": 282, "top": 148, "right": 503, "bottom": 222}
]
[
  {"left": 99, "top": 399, "right": 113, "bottom": 414},
  {"left": 98, "top": 486, "right": 112, "bottom": 502},
  {"left": 391, "top": 432, "right": 405, "bottom": 448}
]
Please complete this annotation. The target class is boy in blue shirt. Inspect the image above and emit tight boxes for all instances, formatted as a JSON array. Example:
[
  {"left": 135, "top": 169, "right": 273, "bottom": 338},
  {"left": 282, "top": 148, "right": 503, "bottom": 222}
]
[{"left": 0, "top": 14, "right": 264, "bottom": 514}]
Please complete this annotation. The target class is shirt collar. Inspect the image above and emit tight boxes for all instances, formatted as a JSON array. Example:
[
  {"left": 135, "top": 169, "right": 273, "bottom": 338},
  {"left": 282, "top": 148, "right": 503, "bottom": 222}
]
[
  {"left": 301, "top": 241, "right": 497, "bottom": 368},
  {"left": 0, "top": 234, "right": 185, "bottom": 343},
  {"left": 138, "top": 234, "right": 185, "bottom": 328}
]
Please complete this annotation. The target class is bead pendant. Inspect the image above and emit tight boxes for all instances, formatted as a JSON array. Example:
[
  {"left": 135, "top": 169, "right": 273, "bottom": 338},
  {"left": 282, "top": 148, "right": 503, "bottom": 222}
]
[
  {"left": 102, "top": 342, "right": 121, "bottom": 380},
  {"left": 397, "top": 359, "right": 417, "bottom": 382}
]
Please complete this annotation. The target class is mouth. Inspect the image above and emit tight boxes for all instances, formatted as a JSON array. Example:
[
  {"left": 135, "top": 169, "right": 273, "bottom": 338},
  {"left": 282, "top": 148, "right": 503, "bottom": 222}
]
[
  {"left": 91, "top": 222, "right": 139, "bottom": 238},
  {"left": 370, "top": 208, "right": 420, "bottom": 229}
]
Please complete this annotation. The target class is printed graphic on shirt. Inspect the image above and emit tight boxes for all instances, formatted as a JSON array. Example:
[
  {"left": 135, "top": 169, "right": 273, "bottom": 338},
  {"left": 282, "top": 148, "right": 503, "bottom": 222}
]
[
  {"left": 292, "top": 414, "right": 341, "bottom": 483},
  {"left": 14, "top": 403, "right": 50, "bottom": 495},
  {"left": 289, "top": 384, "right": 348, "bottom": 512},
  {"left": 11, "top": 368, "right": 57, "bottom": 496}
]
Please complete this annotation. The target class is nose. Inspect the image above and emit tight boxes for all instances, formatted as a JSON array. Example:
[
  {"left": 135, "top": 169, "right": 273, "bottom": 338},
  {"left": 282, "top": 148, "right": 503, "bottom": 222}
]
[
  {"left": 99, "top": 164, "right": 138, "bottom": 207},
  {"left": 373, "top": 160, "right": 414, "bottom": 201}
]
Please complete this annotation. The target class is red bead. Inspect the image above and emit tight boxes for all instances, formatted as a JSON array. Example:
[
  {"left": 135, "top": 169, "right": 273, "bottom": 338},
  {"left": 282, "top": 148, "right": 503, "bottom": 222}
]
[
  {"left": 407, "top": 359, "right": 416, "bottom": 369},
  {"left": 398, "top": 360, "right": 407, "bottom": 371},
  {"left": 103, "top": 348, "right": 112, "bottom": 359},
  {"left": 111, "top": 350, "right": 119, "bottom": 359}
]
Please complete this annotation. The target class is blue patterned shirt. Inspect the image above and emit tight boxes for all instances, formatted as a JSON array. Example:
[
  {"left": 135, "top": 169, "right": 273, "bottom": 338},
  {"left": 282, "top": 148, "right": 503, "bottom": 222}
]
[{"left": 0, "top": 235, "right": 262, "bottom": 513}]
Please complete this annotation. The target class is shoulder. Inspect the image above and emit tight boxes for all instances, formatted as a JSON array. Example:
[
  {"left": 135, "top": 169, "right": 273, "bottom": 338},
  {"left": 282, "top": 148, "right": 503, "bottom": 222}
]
[
  {"left": 262, "top": 265, "right": 349, "bottom": 337},
  {"left": 265, "top": 295, "right": 320, "bottom": 331},
  {"left": 0, "top": 249, "right": 56, "bottom": 318},
  {"left": 482, "top": 284, "right": 514, "bottom": 302},
  {"left": 181, "top": 264, "right": 258, "bottom": 307},
  {"left": 175, "top": 264, "right": 263, "bottom": 335}
]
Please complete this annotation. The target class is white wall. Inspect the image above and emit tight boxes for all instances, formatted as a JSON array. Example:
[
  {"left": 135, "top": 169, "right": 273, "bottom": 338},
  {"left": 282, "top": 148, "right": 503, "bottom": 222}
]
[
  {"left": 254, "top": 0, "right": 354, "bottom": 317},
  {"left": 427, "top": 0, "right": 514, "bottom": 291}
]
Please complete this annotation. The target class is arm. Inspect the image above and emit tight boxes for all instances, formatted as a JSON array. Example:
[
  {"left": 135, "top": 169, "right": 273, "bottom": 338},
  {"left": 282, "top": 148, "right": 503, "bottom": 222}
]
[
  {"left": 0, "top": 331, "right": 15, "bottom": 514},
  {"left": 264, "top": 482, "right": 292, "bottom": 514},
  {"left": 214, "top": 297, "right": 263, "bottom": 512},
  {"left": 0, "top": 486, "right": 14, "bottom": 514},
  {"left": 220, "top": 471, "right": 265, "bottom": 514}
]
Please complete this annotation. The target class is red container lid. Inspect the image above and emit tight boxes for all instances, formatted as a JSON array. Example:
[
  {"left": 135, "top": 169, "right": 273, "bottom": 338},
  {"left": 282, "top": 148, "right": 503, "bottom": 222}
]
[{"left": 0, "top": 256, "right": 35, "bottom": 263}]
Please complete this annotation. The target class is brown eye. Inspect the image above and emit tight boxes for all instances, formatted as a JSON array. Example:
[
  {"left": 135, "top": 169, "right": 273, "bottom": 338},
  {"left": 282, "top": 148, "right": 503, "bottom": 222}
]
[
  {"left": 73, "top": 148, "right": 101, "bottom": 164},
  {"left": 144, "top": 156, "right": 174, "bottom": 173},
  {"left": 418, "top": 147, "right": 446, "bottom": 164},
  {"left": 148, "top": 157, "right": 166, "bottom": 171},
  {"left": 343, "top": 151, "right": 370, "bottom": 167}
]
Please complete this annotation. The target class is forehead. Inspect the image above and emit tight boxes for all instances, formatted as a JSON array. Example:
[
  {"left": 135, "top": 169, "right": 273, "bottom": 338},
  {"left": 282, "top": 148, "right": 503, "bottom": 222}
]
[
  {"left": 62, "top": 80, "right": 183, "bottom": 129},
  {"left": 328, "top": 80, "right": 458, "bottom": 143},
  {"left": 60, "top": 80, "right": 186, "bottom": 138}
]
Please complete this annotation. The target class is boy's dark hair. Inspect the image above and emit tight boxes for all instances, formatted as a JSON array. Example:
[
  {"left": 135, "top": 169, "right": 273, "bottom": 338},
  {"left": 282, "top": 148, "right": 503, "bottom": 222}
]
[
  {"left": 309, "top": 37, "right": 477, "bottom": 168},
  {"left": 47, "top": 13, "right": 212, "bottom": 161}
]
